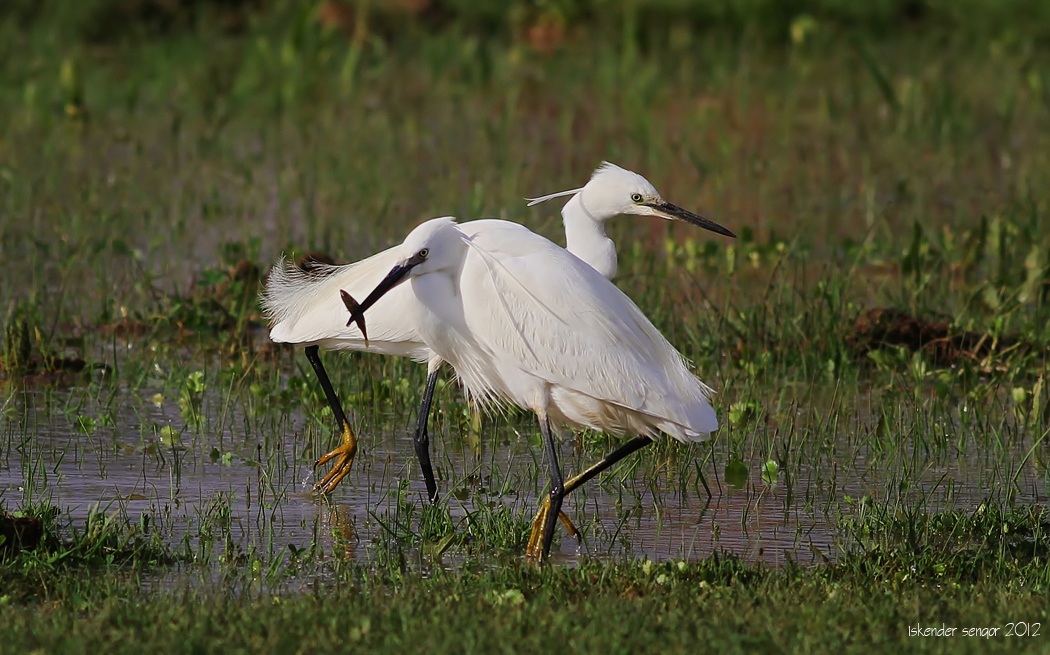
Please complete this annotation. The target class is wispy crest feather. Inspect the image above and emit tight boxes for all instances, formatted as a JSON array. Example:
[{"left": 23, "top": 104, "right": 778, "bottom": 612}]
[
  {"left": 525, "top": 186, "right": 585, "bottom": 207},
  {"left": 525, "top": 161, "right": 635, "bottom": 207}
]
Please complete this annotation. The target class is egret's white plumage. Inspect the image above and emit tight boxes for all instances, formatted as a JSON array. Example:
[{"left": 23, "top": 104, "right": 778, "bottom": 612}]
[
  {"left": 528, "top": 161, "right": 734, "bottom": 279},
  {"left": 345, "top": 216, "right": 722, "bottom": 559},
  {"left": 265, "top": 246, "right": 431, "bottom": 361},
  {"left": 262, "top": 161, "right": 731, "bottom": 356},
  {"left": 353, "top": 217, "right": 717, "bottom": 441},
  {"left": 260, "top": 162, "right": 733, "bottom": 499}
]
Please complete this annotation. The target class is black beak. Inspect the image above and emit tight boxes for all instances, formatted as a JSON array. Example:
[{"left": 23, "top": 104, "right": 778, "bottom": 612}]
[
  {"left": 343, "top": 253, "right": 426, "bottom": 333},
  {"left": 647, "top": 201, "right": 736, "bottom": 239}
]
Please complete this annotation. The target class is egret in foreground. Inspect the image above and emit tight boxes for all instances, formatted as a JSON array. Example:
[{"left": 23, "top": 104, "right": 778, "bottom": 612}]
[
  {"left": 262, "top": 162, "right": 734, "bottom": 497},
  {"left": 344, "top": 217, "right": 721, "bottom": 561}
]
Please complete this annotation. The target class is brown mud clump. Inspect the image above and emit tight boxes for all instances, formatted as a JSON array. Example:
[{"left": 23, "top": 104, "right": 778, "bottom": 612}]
[{"left": 848, "top": 307, "right": 1030, "bottom": 367}]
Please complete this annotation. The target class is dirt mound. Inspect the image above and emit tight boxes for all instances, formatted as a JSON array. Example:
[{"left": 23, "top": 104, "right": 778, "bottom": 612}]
[{"left": 848, "top": 307, "right": 1027, "bottom": 366}]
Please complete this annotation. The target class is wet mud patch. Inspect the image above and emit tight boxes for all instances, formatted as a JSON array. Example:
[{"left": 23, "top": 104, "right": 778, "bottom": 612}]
[
  {"left": 0, "top": 511, "right": 44, "bottom": 552},
  {"left": 848, "top": 307, "right": 1035, "bottom": 367}
]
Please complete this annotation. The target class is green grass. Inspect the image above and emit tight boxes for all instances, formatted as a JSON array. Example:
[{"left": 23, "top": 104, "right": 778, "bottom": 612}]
[
  {"left": 1, "top": 1, "right": 1049, "bottom": 652},
  {"left": 2, "top": 504, "right": 1049, "bottom": 653}
]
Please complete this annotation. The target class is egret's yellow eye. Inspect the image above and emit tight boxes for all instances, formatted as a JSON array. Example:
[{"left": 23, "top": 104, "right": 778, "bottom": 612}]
[
  {"left": 630, "top": 193, "right": 643, "bottom": 203},
  {"left": 418, "top": 248, "right": 429, "bottom": 258}
]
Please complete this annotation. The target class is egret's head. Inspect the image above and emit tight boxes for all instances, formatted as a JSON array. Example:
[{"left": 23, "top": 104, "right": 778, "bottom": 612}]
[
  {"left": 343, "top": 217, "right": 464, "bottom": 331},
  {"left": 528, "top": 162, "right": 735, "bottom": 239},
  {"left": 395, "top": 216, "right": 465, "bottom": 276},
  {"left": 579, "top": 162, "right": 663, "bottom": 219}
]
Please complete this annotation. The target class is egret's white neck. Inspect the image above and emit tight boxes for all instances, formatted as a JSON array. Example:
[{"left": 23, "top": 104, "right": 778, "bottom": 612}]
[{"left": 562, "top": 193, "right": 617, "bottom": 279}]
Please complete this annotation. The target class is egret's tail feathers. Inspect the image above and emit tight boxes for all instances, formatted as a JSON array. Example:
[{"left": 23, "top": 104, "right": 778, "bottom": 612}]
[
  {"left": 262, "top": 257, "right": 338, "bottom": 325},
  {"left": 261, "top": 251, "right": 430, "bottom": 357},
  {"left": 654, "top": 404, "right": 718, "bottom": 442}
]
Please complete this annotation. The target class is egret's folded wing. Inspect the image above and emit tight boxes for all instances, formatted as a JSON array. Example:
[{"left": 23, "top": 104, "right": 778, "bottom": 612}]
[{"left": 461, "top": 221, "right": 716, "bottom": 434}]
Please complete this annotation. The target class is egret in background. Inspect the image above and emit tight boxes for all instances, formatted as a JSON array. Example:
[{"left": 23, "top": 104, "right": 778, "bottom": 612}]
[
  {"left": 262, "top": 162, "right": 734, "bottom": 497},
  {"left": 344, "top": 217, "right": 721, "bottom": 561},
  {"left": 527, "top": 161, "right": 734, "bottom": 279}
]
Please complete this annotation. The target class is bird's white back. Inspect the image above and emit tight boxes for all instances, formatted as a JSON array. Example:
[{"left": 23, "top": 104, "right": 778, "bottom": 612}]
[{"left": 403, "top": 219, "right": 717, "bottom": 441}]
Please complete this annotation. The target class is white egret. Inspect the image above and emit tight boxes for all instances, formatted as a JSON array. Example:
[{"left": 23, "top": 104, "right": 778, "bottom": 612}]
[
  {"left": 262, "top": 162, "right": 733, "bottom": 497},
  {"left": 527, "top": 161, "right": 734, "bottom": 279},
  {"left": 344, "top": 217, "right": 720, "bottom": 561}
]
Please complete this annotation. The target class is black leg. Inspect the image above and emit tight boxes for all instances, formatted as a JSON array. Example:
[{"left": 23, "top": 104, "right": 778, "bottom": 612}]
[
  {"left": 414, "top": 369, "right": 440, "bottom": 502},
  {"left": 562, "top": 436, "right": 655, "bottom": 495},
  {"left": 526, "top": 435, "right": 654, "bottom": 560},
  {"left": 306, "top": 345, "right": 359, "bottom": 494},
  {"left": 539, "top": 415, "right": 565, "bottom": 560},
  {"left": 305, "top": 345, "right": 350, "bottom": 432}
]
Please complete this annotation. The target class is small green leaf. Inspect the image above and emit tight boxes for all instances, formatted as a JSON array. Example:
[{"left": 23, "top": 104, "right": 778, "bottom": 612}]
[
  {"left": 725, "top": 460, "right": 748, "bottom": 489},
  {"left": 761, "top": 459, "right": 780, "bottom": 485},
  {"left": 159, "top": 425, "right": 181, "bottom": 446},
  {"left": 425, "top": 531, "right": 458, "bottom": 559},
  {"left": 728, "top": 400, "right": 759, "bottom": 427}
]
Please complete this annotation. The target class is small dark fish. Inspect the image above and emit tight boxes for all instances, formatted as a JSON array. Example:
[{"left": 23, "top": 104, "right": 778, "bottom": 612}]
[{"left": 341, "top": 289, "right": 368, "bottom": 343}]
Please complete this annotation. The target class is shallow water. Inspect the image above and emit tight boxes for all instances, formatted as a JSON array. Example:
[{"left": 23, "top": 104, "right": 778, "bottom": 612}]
[{"left": 1, "top": 377, "right": 1046, "bottom": 576}]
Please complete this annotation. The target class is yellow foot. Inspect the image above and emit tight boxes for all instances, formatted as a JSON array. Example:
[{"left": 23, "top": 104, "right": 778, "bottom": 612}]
[
  {"left": 525, "top": 497, "right": 581, "bottom": 562},
  {"left": 313, "top": 422, "right": 358, "bottom": 494}
]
